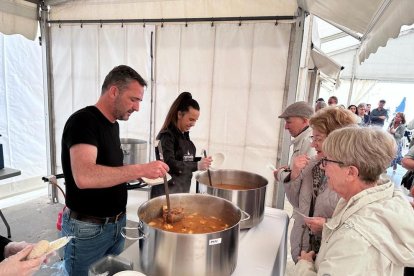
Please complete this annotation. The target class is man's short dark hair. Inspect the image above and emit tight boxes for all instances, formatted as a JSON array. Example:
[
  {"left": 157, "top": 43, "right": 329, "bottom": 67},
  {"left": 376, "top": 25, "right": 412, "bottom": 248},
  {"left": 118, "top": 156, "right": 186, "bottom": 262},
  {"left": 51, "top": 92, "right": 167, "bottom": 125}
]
[
  {"left": 379, "top": 99, "right": 386, "bottom": 104},
  {"left": 101, "top": 65, "right": 147, "bottom": 94}
]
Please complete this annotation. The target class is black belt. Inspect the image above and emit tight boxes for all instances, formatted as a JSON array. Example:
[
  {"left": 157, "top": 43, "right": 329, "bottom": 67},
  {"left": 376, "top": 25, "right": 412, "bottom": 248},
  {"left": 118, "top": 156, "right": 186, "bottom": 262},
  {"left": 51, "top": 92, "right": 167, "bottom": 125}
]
[{"left": 69, "top": 210, "right": 125, "bottom": 225}]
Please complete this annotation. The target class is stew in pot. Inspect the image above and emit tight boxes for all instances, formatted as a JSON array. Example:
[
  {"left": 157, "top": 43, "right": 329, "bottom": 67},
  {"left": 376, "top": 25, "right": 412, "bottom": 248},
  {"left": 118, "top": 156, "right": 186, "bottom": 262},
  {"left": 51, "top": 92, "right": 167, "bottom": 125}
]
[
  {"left": 148, "top": 212, "right": 229, "bottom": 234},
  {"left": 213, "top": 183, "right": 254, "bottom": 190}
]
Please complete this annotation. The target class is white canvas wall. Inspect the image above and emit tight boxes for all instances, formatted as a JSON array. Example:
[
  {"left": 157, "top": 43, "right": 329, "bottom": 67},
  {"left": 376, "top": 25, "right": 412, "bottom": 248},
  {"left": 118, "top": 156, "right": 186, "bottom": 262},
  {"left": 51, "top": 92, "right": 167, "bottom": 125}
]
[
  {"left": 50, "top": 21, "right": 292, "bottom": 205},
  {"left": 51, "top": 24, "right": 155, "bottom": 171},
  {"left": 0, "top": 32, "right": 46, "bottom": 186}
]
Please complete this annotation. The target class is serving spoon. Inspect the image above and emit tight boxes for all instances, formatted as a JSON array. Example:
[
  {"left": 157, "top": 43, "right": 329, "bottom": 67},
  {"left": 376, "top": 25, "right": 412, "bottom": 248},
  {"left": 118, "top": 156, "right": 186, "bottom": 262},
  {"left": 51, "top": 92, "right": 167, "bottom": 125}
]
[
  {"left": 203, "top": 149, "right": 213, "bottom": 186},
  {"left": 156, "top": 141, "right": 183, "bottom": 223}
]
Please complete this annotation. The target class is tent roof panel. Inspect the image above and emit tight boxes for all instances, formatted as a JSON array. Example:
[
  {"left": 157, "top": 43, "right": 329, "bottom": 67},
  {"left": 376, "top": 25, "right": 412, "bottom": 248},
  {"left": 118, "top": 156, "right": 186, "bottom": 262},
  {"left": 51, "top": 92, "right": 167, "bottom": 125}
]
[
  {"left": 300, "top": 0, "right": 414, "bottom": 63},
  {"left": 48, "top": 0, "right": 298, "bottom": 21},
  {"left": 0, "top": 0, "right": 38, "bottom": 40},
  {"left": 331, "top": 30, "right": 414, "bottom": 82}
]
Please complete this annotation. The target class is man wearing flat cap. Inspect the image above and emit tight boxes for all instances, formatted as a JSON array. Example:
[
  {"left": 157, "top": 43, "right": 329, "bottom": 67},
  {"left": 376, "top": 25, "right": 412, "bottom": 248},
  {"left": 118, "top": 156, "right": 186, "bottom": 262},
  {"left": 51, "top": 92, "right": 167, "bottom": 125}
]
[{"left": 274, "top": 101, "right": 316, "bottom": 183}]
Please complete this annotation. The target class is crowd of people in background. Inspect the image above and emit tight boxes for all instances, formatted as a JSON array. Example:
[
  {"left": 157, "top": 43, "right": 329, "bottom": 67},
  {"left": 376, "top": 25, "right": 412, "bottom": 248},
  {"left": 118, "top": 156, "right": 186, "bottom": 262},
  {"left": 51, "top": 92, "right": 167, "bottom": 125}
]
[
  {"left": 315, "top": 97, "right": 414, "bottom": 171},
  {"left": 277, "top": 97, "right": 414, "bottom": 275}
]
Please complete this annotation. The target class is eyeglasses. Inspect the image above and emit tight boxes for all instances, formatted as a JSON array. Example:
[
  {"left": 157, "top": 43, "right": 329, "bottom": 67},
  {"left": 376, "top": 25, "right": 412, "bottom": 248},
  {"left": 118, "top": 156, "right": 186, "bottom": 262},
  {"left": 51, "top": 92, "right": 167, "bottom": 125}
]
[
  {"left": 309, "top": 136, "right": 324, "bottom": 143},
  {"left": 321, "top": 157, "right": 344, "bottom": 167}
]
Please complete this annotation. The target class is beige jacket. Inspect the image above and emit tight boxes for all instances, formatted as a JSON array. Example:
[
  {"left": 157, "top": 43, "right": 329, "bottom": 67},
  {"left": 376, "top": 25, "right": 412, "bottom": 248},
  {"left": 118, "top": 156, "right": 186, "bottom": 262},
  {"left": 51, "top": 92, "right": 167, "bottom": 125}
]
[
  {"left": 284, "top": 157, "right": 340, "bottom": 263},
  {"left": 295, "top": 181, "right": 414, "bottom": 275},
  {"left": 277, "top": 126, "right": 315, "bottom": 182}
]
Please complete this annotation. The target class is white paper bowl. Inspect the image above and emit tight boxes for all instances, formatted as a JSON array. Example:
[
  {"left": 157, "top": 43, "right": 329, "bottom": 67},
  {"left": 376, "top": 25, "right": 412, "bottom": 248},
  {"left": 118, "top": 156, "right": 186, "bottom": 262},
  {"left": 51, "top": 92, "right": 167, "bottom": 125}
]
[
  {"left": 113, "top": 271, "right": 146, "bottom": 276},
  {"left": 141, "top": 173, "right": 172, "bottom": 186},
  {"left": 210, "top": 153, "right": 225, "bottom": 170}
]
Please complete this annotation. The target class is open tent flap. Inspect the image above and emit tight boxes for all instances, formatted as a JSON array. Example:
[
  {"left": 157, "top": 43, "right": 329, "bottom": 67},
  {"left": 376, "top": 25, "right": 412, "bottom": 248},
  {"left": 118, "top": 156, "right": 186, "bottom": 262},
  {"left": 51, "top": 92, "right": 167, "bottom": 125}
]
[
  {"left": 0, "top": 0, "right": 38, "bottom": 40},
  {"left": 299, "top": 0, "right": 414, "bottom": 63},
  {"left": 310, "top": 46, "right": 343, "bottom": 85}
]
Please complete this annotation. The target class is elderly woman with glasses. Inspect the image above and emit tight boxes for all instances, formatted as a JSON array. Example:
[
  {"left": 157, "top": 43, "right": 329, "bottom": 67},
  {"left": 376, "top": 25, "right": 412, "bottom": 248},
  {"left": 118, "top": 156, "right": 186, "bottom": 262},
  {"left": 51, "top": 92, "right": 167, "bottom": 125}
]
[
  {"left": 295, "top": 127, "right": 414, "bottom": 275},
  {"left": 284, "top": 107, "right": 358, "bottom": 263}
]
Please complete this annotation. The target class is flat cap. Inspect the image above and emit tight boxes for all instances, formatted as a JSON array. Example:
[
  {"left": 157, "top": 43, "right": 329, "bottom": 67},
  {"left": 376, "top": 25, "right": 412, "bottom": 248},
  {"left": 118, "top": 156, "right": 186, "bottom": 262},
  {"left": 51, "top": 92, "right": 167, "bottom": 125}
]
[{"left": 278, "top": 101, "right": 314, "bottom": 119}]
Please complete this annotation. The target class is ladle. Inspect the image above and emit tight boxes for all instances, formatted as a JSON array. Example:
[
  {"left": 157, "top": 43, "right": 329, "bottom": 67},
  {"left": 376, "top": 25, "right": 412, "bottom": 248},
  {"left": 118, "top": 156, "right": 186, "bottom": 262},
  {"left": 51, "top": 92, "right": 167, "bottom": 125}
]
[
  {"left": 157, "top": 141, "right": 183, "bottom": 223},
  {"left": 203, "top": 149, "right": 213, "bottom": 186}
]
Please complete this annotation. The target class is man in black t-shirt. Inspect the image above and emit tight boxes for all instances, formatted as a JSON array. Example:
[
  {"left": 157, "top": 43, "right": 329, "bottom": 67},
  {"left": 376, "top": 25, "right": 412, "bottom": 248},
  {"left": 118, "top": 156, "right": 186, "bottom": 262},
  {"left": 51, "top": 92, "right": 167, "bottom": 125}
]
[{"left": 61, "top": 65, "right": 169, "bottom": 276}]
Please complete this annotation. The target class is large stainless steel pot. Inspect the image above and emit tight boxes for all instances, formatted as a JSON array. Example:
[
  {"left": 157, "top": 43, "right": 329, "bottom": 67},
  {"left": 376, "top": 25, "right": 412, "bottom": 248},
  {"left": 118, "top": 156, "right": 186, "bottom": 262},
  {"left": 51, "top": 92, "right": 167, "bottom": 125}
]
[
  {"left": 196, "top": 169, "right": 268, "bottom": 229},
  {"left": 120, "top": 138, "right": 147, "bottom": 165},
  {"left": 123, "top": 194, "right": 249, "bottom": 276}
]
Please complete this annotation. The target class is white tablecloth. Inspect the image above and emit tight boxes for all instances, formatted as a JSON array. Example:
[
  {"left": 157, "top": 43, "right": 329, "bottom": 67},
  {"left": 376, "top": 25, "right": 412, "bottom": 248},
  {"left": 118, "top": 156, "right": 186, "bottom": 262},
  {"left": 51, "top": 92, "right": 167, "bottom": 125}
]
[{"left": 120, "top": 207, "right": 289, "bottom": 276}]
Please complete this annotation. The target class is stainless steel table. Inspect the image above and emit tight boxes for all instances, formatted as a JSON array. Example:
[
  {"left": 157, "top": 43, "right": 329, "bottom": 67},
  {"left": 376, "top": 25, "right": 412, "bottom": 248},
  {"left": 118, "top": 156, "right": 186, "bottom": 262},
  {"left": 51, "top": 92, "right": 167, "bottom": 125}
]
[
  {"left": 120, "top": 207, "right": 289, "bottom": 276},
  {"left": 0, "top": 167, "right": 21, "bottom": 238}
]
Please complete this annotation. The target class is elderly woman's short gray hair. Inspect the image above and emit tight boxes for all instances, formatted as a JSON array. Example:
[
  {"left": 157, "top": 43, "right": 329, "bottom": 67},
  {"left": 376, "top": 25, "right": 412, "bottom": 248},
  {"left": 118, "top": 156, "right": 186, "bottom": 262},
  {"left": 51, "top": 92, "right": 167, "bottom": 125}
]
[{"left": 323, "top": 127, "right": 396, "bottom": 183}]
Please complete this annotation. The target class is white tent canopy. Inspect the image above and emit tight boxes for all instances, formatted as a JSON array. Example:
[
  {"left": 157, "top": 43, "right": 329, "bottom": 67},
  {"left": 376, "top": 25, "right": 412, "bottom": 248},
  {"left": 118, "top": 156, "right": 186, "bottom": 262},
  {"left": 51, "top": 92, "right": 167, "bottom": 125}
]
[
  {"left": 48, "top": 19, "right": 294, "bottom": 206},
  {"left": 49, "top": 0, "right": 298, "bottom": 19},
  {"left": 3, "top": 0, "right": 414, "bottom": 65},
  {"left": 0, "top": 0, "right": 38, "bottom": 40},
  {"left": 298, "top": 0, "right": 414, "bottom": 63},
  {"left": 1, "top": 0, "right": 304, "bottom": 207},
  {"left": 331, "top": 29, "right": 414, "bottom": 82},
  {"left": 1, "top": 0, "right": 414, "bottom": 207}
]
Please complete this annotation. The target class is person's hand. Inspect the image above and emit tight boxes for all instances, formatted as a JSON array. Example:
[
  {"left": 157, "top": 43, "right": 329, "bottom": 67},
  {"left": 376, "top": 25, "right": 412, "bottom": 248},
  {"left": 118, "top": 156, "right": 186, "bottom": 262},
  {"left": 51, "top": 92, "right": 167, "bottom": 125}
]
[
  {"left": 379, "top": 116, "right": 386, "bottom": 120},
  {"left": 298, "top": 250, "right": 315, "bottom": 263},
  {"left": 273, "top": 166, "right": 289, "bottom": 181},
  {"left": 390, "top": 128, "right": 396, "bottom": 134},
  {"left": 142, "top": 161, "right": 169, "bottom": 179},
  {"left": 0, "top": 245, "right": 45, "bottom": 276},
  {"left": 4, "top": 241, "right": 30, "bottom": 258},
  {"left": 5, "top": 241, "right": 56, "bottom": 265},
  {"left": 290, "top": 155, "right": 310, "bottom": 180},
  {"left": 198, "top": 156, "right": 212, "bottom": 171},
  {"left": 304, "top": 217, "right": 326, "bottom": 234}
]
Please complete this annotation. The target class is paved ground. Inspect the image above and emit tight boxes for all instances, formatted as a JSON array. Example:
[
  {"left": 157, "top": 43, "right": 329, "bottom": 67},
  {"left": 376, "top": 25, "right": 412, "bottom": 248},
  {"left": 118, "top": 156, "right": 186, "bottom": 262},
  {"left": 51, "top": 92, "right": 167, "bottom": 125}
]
[{"left": 0, "top": 163, "right": 407, "bottom": 275}]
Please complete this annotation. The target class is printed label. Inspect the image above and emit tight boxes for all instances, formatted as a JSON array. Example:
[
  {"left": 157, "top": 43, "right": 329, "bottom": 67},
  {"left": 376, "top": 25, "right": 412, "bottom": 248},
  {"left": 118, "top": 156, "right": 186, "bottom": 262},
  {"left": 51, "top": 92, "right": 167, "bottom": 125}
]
[
  {"left": 209, "top": 238, "right": 222, "bottom": 246},
  {"left": 183, "top": 151, "right": 194, "bottom": 162}
]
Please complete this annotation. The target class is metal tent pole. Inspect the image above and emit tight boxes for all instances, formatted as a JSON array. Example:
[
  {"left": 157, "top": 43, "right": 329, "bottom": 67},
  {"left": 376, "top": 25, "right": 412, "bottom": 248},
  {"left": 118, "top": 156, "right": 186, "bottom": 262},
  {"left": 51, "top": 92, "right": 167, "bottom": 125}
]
[
  {"left": 40, "top": 3, "right": 59, "bottom": 203},
  {"left": 273, "top": 9, "right": 305, "bottom": 209}
]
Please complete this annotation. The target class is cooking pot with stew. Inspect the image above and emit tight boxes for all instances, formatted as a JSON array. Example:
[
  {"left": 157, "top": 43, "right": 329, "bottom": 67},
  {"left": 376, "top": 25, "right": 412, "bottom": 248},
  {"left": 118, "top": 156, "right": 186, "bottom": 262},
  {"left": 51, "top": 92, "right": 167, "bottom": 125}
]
[
  {"left": 122, "top": 193, "right": 249, "bottom": 276},
  {"left": 196, "top": 169, "right": 268, "bottom": 229}
]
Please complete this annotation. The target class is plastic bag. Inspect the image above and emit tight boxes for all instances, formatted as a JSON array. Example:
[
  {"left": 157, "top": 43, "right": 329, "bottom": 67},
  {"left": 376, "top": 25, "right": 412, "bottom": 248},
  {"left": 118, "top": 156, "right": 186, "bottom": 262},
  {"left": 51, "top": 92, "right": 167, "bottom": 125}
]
[{"left": 34, "top": 260, "right": 68, "bottom": 276}]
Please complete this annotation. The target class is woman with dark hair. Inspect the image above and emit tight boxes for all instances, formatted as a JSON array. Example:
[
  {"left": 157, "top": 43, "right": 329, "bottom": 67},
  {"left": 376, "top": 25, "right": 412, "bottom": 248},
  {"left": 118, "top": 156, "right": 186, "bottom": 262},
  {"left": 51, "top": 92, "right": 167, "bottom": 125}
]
[
  {"left": 151, "top": 92, "right": 211, "bottom": 198},
  {"left": 347, "top": 104, "right": 358, "bottom": 115}
]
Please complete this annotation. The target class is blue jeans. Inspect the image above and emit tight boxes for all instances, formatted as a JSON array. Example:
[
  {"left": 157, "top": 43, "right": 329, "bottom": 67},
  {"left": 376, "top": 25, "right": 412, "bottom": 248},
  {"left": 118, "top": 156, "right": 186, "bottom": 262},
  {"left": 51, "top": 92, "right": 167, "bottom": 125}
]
[{"left": 61, "top": 210, "right": 126, "bottom": 276}]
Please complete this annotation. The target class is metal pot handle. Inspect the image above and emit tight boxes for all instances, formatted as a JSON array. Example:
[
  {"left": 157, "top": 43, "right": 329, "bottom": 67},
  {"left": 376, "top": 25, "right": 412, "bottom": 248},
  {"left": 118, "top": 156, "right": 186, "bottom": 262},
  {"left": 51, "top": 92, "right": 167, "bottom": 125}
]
[
  {"left": 121, "top": 226, "right": 147, "bottom": 240},
  {"left": 240, "top": 210, "right": 250, "bottom": 222}
]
